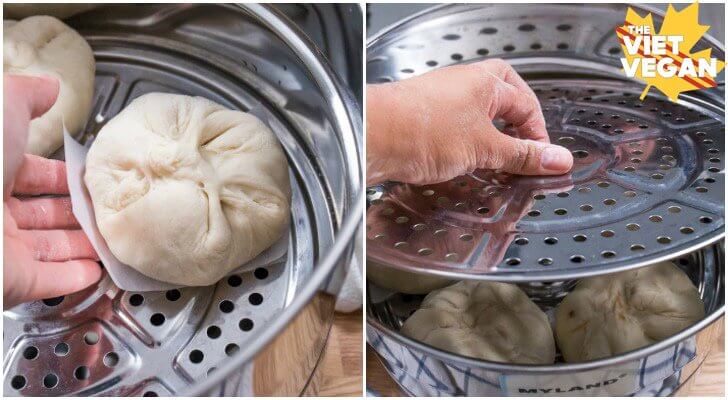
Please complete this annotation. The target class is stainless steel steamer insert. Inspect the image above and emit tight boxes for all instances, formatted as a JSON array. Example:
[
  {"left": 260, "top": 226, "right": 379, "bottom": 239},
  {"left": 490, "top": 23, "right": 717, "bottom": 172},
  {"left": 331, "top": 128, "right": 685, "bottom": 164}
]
[
  {"left": 366, "top": 3, "right": 725, "bottom": 281},
  {"left": 367, "top": 79, "right": 725, "bottom": 281},
  {"left": 4, "top": 4, "right": 362, "bottom": 396},
  {"left": 366, "top": 3, "right": 724, "bottom": 397},
  {"left": 367, "top": 243, "right": 725, "bottom": 396}
]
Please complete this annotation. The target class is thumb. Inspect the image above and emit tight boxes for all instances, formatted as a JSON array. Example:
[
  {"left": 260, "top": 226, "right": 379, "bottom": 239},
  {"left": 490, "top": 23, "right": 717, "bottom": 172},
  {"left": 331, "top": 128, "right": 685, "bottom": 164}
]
[
  {"left": 491, "top": 135, "right": 574, "bottom": 175},
  {"left": 6, "top": 74, "right": 60, "bottom": 119}
]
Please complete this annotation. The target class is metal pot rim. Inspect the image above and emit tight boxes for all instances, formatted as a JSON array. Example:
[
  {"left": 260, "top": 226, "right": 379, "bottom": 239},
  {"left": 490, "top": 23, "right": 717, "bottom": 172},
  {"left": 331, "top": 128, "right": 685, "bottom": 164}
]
[
  {"left": 366, "top": 232, "right": 726, "bottom": 283},
  {"left": 367, "top": 303, "right": 724, "bottom": 373},
  {"left": 185, "top": 4, "right": 363, "bottom": 395},
  {"left": 367, "top": 241, "right": 725, "bottom": 371},
  {"left": 367, "top": 3, "right": 726, "bottom": 56}
]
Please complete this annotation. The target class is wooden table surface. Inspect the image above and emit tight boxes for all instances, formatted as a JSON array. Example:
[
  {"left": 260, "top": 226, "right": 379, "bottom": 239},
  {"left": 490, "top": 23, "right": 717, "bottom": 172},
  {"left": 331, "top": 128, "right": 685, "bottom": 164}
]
[
  {"left": 300, "top": 311, "right": 723, "bottom": 396},
  {"left": 366, "top": 318, "right": 725, "bottom": 397},
  {"left": 304, "top": 310, "right": 363, "bottom": 397}
]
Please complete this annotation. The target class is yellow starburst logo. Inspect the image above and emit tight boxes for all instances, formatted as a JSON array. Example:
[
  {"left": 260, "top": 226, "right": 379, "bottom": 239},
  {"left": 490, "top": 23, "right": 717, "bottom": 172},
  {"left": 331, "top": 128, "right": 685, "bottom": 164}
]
[{"left": 616, "top": 2, "right": 725, "bottom": 102}]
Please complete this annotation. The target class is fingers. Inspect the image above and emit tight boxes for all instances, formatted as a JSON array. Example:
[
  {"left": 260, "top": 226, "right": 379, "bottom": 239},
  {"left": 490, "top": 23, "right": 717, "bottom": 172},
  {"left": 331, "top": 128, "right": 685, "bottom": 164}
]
[
  {"left": 26, "top": 259, "right": 102, "bottom": 302},
  {"left": 12, "top": 155, "right": 69, "bottom": 196},
  {"left": 5, "top": 74, "right": 60, "bottom": 119},
  {"left": 478, "top": 59, "right": 540, "bottom": 104},
  {"left": 488, "top": 74, "right": 550, "bottom": 143},
  {"left": 484, "top": 135, "right": 574, "bottom": 176},
  {"left": 6, "top": 196, "right": 79, "bottom": 229},
  {"left": 19, "top": 229, "right": 98, "bottom": 262}
]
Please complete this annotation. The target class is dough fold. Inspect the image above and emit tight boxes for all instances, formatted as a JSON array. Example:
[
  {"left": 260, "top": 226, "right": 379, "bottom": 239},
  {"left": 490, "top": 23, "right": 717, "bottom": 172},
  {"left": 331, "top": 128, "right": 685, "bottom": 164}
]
[
  {"left": 402, "top": 280, "right": 555, "bottom": 364},
  {"left": 85, "top": 93, "right": 291, "bottom": 286},
  {"left": 555, "top": 261, "right": 705, "bottom": 362},
  {"left": 366, "top": 260, "right": 453, "bottom": 294}
]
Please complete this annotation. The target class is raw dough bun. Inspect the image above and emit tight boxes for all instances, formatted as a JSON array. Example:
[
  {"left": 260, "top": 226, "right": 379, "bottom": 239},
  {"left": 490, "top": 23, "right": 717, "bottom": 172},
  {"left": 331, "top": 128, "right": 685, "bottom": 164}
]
[
  {"left": 4, "top": 16, "right": 95, "bottom": 156},
  {"left": 367, "top": 260, "right": 452, "bottom": 294},
  {"left": 85, "top": 93, "right": 291, "bottom": 286},
  {"left": 4, "top": 4, "right": 97, "bottom": 19},
  {"left": 555, "top": 261, "right": 705, "bottom": 363},
  {"left": 401, "top": 281, "right": 555, "bottom": 364}
]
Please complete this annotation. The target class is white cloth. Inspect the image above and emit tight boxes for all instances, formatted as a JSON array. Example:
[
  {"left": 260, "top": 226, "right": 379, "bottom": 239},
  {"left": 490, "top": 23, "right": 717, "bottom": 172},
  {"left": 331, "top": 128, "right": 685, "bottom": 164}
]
[{"left": 335, "top": 228, "right": 362, "bottom": 312}]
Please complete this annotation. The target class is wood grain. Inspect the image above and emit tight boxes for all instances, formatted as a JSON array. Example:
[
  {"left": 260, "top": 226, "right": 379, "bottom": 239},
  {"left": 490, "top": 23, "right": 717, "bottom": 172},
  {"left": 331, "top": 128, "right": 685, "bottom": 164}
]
[
  {"left": 676, "top": 316, "right": 725, "bottom": 397},
  {"left": 366, "top": 344, "right": 404, "bottom": 397},
  {"left": 304, "top": 311, "right": 363, "bottom": 396},
  {"left": 366, "top": 319, "right": 725, "bottom": 396}
]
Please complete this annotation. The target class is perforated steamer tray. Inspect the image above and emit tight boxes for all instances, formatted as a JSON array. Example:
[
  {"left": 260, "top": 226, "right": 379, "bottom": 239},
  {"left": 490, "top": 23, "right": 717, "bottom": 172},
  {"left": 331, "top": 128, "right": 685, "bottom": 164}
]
[
  {"left": 4, "top": 4, "right": 362, "bottom": 396},
  {"left": 367, "top": 80, "right": 725, "bottom": 281},
  {"left": 365, "top": 3, "right": 725, "bottom": 282}
]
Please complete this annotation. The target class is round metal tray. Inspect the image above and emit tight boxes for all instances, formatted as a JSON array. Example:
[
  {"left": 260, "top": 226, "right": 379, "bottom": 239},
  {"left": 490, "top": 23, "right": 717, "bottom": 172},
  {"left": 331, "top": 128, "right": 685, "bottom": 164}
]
[
  {"left": 4, "top": 4, "right": 362, "bottom": 396},
  {"left": 366, "top": 3, "right": 725, "bottom": 93},
  {"left": 365, "top": 3, "right": 725, "bottom": 282},
  {"left": 367, "top": 243, "right": 725, "bottom": 396},
  {"left": 367, "top": 79, "right": 725, "bottom": 281}
]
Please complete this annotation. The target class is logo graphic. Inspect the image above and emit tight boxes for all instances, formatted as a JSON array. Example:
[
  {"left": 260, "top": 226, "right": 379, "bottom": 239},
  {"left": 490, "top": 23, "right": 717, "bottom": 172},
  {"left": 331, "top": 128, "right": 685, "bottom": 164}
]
[{"left": 616, "top": 2, "right": 725, "bottom": 101}]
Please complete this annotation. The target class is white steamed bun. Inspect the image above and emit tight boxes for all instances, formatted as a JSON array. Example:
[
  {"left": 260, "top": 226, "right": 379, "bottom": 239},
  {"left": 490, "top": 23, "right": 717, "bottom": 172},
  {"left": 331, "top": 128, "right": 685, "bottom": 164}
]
[
  {"left": 367, "top": 260, "right": 453, "bottom": 294},
  {"left": 85, "top": 93, "right": 291, "bottom": 286},
  {"left": 4, "top": 15, "right": 95, "bottom": 156},
  {"left": 555, "top": 261, "right": 705, "bottom": 362},
  {"left": 402, "top": 280, "right": 555, "bottom": 364}
]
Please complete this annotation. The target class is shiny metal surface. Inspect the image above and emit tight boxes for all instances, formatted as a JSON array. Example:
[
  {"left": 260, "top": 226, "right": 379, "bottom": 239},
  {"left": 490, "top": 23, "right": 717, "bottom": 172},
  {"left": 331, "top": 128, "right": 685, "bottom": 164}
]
[
  {"left": 275, "top": 3, "right": 363, "bottom": 105},
  {"left": 365, "top": 3, "right": 725, "bottom": 282},
  {"left": 367, "top": 79, "right": 725, "bottom": 281},
  {"left": 366, "top": 4, "right": 725, "bottom": 90},
  {"left": 367, "top": 244, "right": 725, "bottom": 396},
  {"left": 3, "top": 4, "right": 363, "bottom": 396}
]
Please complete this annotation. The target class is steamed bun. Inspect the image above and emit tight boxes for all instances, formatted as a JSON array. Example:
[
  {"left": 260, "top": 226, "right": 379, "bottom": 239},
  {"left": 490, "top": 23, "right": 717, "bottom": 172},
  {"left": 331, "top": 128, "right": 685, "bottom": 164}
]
[
  {"left": 84, "top": 93, "right": 291, "bottom": 286},
  {"left": 367, "top": 260, "right": 453, "bottom": 294},
  {"left": 4, "top": 16, "right": 95, "bottom": 156},
  {"left": 402, "top": 281, "right": 555, "bottom": 364},
  {"left": 555, "top": 261, "right": 705, "bottom": 362},
  {"left": 4, "top": 4, "right": 97, "bottom": 19}
]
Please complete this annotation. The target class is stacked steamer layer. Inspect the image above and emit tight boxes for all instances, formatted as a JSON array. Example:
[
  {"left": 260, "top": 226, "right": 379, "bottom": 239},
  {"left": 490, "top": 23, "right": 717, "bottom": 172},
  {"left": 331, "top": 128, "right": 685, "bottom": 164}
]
[
  {"left": 369, "top": 262, "right": 704, "bottom": 363},
  {"left": 367, "top": 245, "right": 716, "bottom": 397}
]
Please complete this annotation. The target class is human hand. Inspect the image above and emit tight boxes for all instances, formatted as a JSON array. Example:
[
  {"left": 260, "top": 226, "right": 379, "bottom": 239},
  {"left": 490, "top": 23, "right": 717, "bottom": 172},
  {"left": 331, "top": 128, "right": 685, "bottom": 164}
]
[
  {"left": 366, "top": 59, "right": 574, "bottom": 185},
  {"left": 4, "top": 75, "right": 60, "bottom": 195},
  {"left": 4, "top": 74, "right": 102, "bottom": 309}
]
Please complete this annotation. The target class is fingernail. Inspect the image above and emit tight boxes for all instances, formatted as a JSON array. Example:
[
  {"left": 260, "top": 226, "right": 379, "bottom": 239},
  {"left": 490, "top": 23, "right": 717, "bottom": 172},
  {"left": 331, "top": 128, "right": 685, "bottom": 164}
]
[{"left": 541, "top": 146, "right": 573, "bottom": 171}]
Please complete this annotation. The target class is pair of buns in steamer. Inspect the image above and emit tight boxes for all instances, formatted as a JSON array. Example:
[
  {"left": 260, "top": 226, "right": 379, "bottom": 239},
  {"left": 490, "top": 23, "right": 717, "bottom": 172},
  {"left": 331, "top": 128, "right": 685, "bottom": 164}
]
[{"left": 385, "top": 261, "right": 704, "bottom": 364}]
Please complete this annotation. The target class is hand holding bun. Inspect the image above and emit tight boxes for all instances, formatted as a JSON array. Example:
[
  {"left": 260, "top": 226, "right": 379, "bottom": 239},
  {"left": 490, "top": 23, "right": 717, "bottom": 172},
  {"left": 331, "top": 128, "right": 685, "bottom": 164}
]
[
  {"left": 4, "top": 16, "right": 95, "bottom": 156},
  {"left": 85, "top": 93, "right": 291, "bottom": 286},
  {"left": 402, "top": 280, "right": 555, "bottom": 364},
  {"left": 555, "top": 261, "right": 705, "bottom": 362}
]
